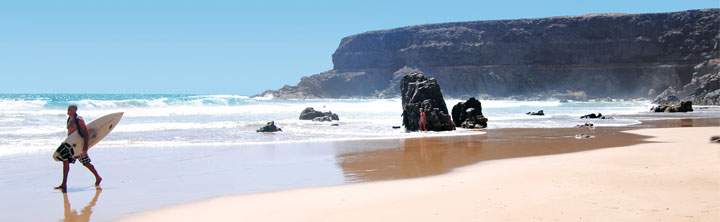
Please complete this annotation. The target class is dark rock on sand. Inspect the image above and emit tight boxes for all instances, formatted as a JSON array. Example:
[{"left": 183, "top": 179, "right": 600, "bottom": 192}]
[
  {"left": 460, "top": 116, "right": 488, "bottom": 129},
  {"left": 401, "top": 72, "right": 455, "bottom": 131},
  {"left": 651, "top": 101, "right": 694, "bottom": 112},
  {"left": 711, "top": 136, "right": 720, "bottom": 143},
  {"left": 526, "top": 110, "right": 545, "bottom": 116},
  {"left": 451, "top": 97, "right": 488, "bottom": 129},
  {"left": 300, "top": 107, "right": 340, "bottom": 121},
  {"left": 576, "top": 123, "right": 595, "bottom": 129},
  {"left": 257, "top": 121, "right": 282, "bottom": 132}
]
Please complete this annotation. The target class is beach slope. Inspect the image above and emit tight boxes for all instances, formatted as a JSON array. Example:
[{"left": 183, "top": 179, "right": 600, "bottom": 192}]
[{"left": 121, "top": 127, "right": 720, "bottom": 221}]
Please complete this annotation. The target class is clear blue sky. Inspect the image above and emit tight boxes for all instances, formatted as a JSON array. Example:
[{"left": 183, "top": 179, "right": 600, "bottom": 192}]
[{"left": 1, "top": 0, "right": 717, "bottom": 95}]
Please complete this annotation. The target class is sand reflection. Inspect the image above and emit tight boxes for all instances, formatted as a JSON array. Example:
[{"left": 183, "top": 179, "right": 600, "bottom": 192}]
[
  {"left": 337, "top": 127, "right": 651, "bottom": 182},
  {"left": 61, "top": 189, "right": 101, "bottom": 222},
  {"left": 337, "top": 135, "right": 487, "bottom": 182}
]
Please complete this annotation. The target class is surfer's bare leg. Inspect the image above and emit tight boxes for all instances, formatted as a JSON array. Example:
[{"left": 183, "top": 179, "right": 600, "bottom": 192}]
[
  {"left": 55, "top": 161, "right": 69, "bottom": 192},
  {"left": 83, "top": 163, "right": 102, "bottom": 187}
]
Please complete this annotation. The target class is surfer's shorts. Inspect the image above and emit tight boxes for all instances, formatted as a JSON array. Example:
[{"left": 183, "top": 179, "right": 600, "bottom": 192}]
[
  {"left": 65, "top": 153, "right": 91, "bottom": 165},
  {"left": 76, "top": 153, "right": 92, "bottom": 165},
  {"left": 68, "top": 153, "right": 90, "bottom": 165},
  {"left": 55, "top": 143, "right": 91, "bottom": 164}
]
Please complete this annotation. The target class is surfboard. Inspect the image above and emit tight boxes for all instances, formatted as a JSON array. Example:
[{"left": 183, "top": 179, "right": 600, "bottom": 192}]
[{"left": 53, "top": 112, "right": 124, "bottom": 162}]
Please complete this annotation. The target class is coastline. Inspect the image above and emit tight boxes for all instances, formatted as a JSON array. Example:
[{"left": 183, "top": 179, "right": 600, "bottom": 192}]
[
  {"left": 121, "top": 125, "right": 720, "bottom": 222},
  {"left": 0, "top": 117, "right": 716, "bottom": 221},
  {"left": 4, "top": 3, "right": 719, "bottom": 222}
]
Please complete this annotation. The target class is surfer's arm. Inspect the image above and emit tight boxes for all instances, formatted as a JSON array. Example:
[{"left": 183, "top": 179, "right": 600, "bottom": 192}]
[{"left": 79, "top": 118, "right": 90, "bottom": 152}]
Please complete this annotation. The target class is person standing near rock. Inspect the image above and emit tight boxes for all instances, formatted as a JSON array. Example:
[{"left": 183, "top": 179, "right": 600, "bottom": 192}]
[{"left": 419, "top": 108, "right": 427, "bottom": 131}]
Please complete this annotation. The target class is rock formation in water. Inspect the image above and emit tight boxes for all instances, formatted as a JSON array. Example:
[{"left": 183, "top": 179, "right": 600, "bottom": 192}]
[
  {"left": 526, "top": 110, "right": 545, "bottom": 116},
  {"left": 451, "top": 97, "right": 488, "bottom": 128},
  {"left": 651, "top": 101, "right": 694, "bottom": 112},
  {"left": 256, "top": 9, "right": 719, "bottom": 105},
  {"left": 580, "top": 113, "right": 612, "bottom": 119},
  {"left": 257, "top": 121, "right": 282, "bottom": 132},
  {"left": 299, "top": 107, "right": 339, "bottom": 122},
  {"left": 401, "top": 72, "right": 455, "bottom": 131}
]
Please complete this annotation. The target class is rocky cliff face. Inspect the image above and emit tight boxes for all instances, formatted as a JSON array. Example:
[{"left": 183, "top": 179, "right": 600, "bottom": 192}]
[{"left": 256, "top": 9, "right": 720, "bottom": 104}]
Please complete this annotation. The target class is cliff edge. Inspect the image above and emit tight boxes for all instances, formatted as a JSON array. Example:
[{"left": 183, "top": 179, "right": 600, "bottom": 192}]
[{"left": 256, "top": 9, "right": 720, "bottom": 104}]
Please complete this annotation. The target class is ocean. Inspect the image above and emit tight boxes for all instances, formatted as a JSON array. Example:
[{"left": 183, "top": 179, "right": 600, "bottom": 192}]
[{"left": 0, "top": 94, "right": 713, "bottom": 158}]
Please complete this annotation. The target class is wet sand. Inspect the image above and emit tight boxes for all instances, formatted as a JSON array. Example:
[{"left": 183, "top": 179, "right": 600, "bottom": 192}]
[
  {"left": 1, "top": 118, "right": 717, "bottom": 221},
  {"left": 337, "top": 118, "right": 719, "bottom": 182},
  {"left": 338, "top": 126, "right": 648, "bottom": 182},
  {"left": 122, "top": 124, "right": 720, "bottom": 222}
]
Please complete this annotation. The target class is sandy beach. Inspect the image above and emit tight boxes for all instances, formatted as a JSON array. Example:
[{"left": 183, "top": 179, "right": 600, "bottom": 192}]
[
  {"left": 122, "top": 126, "right": 720, "bottom": 222},
  {"left": 1, "top": 118, "right": 717, "bottom": 222},
  {"left": 5, "top": 2, "right": 720, "bottom": 222}
]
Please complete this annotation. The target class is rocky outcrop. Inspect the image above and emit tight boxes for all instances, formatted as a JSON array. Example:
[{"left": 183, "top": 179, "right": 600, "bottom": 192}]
[
  {"left": 299, "top": 107, "right": 339, "bottom": 121},
  {"left": 653, "top": 59, "right": 720, "bottom": 105},
  {"left": 580, "top": 113, "right": 612, "bottom": 119},
  {"left": 257, "top": 121, "right": 282, "bottom": 132},
  {"left": 451, "top": 97, "right": 488, "bottom": 129},
  {"left": 653, "top": 95, "right": 681, "bottom": 105},
  {"left": 401, "top": 72, "right": 455, "bottom": 131},
  {"left": 526, "top": 110, "right": 545, "bottom": 116},
  {"left": 255, "top": 9, "right": 719, "bottom": 104},
  {"left": 312, "top": 116, "right": 335, "bottom": 122},
  {"left": 651, "top": 101, "right": 694, "bottom": 112}
]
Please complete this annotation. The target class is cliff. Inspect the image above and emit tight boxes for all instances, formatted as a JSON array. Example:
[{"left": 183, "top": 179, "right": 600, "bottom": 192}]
[{"left": 256, "top": 9, "right": 720, "bottom": 104}]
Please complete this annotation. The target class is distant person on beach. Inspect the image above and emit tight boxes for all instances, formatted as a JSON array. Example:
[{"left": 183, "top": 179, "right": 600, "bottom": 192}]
[
  {"left": 55, "top": 105, "right": 102, "bottom": 192},
  {"left": 419, "top": 108, "right": 427, "bottom": 131}
]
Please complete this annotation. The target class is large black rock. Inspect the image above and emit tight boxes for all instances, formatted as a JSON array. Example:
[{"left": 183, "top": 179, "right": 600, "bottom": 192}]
[
  {"left": 299, "top": 107, "right": 339, "bottom": 121},
  {"left": 257, "top": 121, "right": 282, "bottom": 132},
  {"left": 526, "top": 110, "right": 545, "bottom": 116},
  {"left": 451, "top": 97, "right": 488, "bottom": 129},
  {"left": 401, "top": 72, "right": 455, "bottom": 131},
  {"left": 651, "top": 101, "right": 694, "bottom": 112}
]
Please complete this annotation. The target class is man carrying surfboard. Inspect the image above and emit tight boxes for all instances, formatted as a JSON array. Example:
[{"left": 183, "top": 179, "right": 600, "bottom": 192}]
[{"left": 54, "top": 105, "right": 102, "bottom": 192}]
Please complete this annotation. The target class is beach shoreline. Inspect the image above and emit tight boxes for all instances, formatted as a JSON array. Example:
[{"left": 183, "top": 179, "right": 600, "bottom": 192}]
[
  {"left": 120, "top": 121, "right": 720, "bottom": 221},
  {"left": 0, "top": 118, "right": 716, "bottom": 221}
]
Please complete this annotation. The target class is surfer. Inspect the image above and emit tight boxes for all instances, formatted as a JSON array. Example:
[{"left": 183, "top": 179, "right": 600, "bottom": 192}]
[
  {"left": 419, "top": 108, "right": 427, "bottom": 132},
  {"left": 55, "top": 105, "right": 102, "bottom": 192}
]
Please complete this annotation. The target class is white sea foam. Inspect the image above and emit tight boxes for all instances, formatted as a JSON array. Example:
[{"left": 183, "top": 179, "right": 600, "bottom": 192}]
[
  {"left": 113, "top": 121, "right": 262, "bottom": 133},
  {"left": 1, "top": 94, "right": 700, "bottom": 158},
  {"left": 0, "top": 99, "right": 47, "bottom": 111}
]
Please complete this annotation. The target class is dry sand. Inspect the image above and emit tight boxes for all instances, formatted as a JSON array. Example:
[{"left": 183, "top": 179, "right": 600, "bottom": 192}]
[{"left": 121, "top": 126, "right": 720, "bottom": 221}]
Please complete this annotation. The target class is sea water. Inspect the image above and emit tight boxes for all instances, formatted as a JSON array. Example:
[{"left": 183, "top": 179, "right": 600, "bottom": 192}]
[{"left": 0, "top": 94, "right": 714, "bottom": 157}]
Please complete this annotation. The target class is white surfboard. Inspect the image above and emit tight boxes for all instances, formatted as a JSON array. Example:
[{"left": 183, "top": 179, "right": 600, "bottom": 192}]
[{"left": 53, "top": 112, "right": 124, "bottom": 162}]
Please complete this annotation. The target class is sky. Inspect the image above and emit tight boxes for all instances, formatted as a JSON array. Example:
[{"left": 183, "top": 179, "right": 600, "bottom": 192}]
[{"left": 1, "top": 0, "right": 718, "bottom": 95}]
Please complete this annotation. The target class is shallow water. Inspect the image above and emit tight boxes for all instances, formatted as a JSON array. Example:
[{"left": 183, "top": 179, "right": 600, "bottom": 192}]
[{"left": 1, "top": 94, "right": 717, "bottom": 158}]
